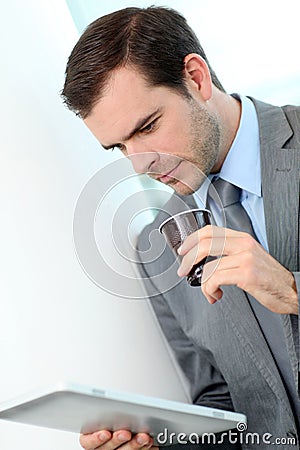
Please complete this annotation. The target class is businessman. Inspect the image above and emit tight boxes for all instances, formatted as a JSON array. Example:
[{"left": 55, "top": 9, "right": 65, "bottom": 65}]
[{"left": 62, "top": 6, "right": 300, "bottom": 449}]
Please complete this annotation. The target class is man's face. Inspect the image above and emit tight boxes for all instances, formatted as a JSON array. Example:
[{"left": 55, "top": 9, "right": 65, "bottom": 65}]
[{"left": 84, "top": 66, "right": 221, "bottom": 195}]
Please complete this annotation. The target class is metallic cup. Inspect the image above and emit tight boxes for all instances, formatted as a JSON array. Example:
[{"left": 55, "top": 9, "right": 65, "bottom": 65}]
[{"left": 159, "top": 209, "right": 213, "bottom": 286}]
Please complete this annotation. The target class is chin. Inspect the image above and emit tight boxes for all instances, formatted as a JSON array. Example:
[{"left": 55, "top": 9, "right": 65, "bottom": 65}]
[{"left": 172, "top": 181, "right": 197, "bottom": 196}]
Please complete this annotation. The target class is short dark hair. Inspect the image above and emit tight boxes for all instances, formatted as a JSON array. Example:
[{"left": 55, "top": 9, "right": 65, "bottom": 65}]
[{"left": 61, "top": 6, "right": 225, "bottom": 118}]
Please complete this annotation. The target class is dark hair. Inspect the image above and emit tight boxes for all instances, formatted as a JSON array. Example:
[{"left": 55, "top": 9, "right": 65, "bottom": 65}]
[{"left": 61, "top": 6, "right": 225, "bottom": 118}]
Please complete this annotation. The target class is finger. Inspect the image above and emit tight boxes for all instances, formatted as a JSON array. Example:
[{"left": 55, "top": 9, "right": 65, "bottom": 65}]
[
  {"left": 202, "top": 264, "right": 247, "bottom": 302},
  {"left": 178, "top": 225, "right": 248, "bottom": 255},
  {"left": 108, "top": 432, "right": 153, "bottom": 450},
  {"left": 111, "top": 433, "right": 153, "bottom": 450},
  {"left": 177, "top": 233, "right": 259, "bottom": 277},
  {"left": 177, "top": 245, "right": 201, "bottom": 277},
  {"left": 79, "top": 430, "right": 112, "bottom": 450},
  {"left": 201, "top": 288, "right": 223, "bottom": 304},
  {"left": 177, "top": 225, "right": 215, "bottom": 255},
  {"left": 177, "top": 236, "right": 229, "bottom": 277},
  {"left": 99, "top": 430, "right": 132, "bottom": 450},
  {"left": 133, "top": 433, "right": 154, "bottom": 448}
]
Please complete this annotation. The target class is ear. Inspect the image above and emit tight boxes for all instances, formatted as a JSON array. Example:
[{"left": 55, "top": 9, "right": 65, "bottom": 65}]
[{"left": 183, "top": 53, "right": 212, "bottom": 101}]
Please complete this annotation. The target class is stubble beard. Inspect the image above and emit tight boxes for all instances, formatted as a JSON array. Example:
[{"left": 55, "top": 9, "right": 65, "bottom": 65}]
[{"left": 171, "top": 99, "right": 221, "bottom": 196}]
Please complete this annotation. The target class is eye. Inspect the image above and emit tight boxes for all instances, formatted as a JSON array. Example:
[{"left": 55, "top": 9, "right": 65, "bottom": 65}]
[
  {"left": 140, "top": 119, "right": 157, "bottom": 134},
  {"left": 108, "top": 143, "right": 124, "bottom": 152},
  {"left": 113, "top": 143, "right": 127, "bottom": 154}
]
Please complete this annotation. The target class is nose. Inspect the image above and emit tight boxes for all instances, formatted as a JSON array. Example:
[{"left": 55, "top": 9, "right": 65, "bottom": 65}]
[{"left": 126, "top": 143, "right": 158, "bottom": 175}]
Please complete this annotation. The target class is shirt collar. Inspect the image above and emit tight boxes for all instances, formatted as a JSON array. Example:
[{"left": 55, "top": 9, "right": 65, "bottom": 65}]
[{"left": 218, "top": 94, "right": 261, "bottom": 196}]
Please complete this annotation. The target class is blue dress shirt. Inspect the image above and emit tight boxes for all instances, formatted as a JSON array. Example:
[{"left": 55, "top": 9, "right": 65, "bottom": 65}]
[{"left": 193, "top": 95, "right": 268, "bottom": 250}]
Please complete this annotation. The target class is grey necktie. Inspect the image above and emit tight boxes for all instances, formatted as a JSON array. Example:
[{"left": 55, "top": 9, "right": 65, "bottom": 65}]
[
  {"left": 207, "top": 178, "right": 300, "bottom": 428},
  {"left": 206, "top": 178, "right": 257, "bottom": 236}
]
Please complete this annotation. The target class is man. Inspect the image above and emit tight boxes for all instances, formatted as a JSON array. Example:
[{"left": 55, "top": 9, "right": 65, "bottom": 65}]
[{"left": 62, "top": 6, "right": 300, "bottom": 449}]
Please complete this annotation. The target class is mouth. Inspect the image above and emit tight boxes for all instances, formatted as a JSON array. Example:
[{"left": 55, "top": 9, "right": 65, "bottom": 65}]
[{"left": 157, "top": 162, "right": 181, "bottom": 183}]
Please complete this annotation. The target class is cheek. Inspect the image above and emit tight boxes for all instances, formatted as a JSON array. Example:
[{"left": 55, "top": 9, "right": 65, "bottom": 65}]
[
  {"left": 166, "top": 114, "right": 192, "bottom": 148},
  {"left": 153, "top": 125, "right": 190, "bottom": 156}
]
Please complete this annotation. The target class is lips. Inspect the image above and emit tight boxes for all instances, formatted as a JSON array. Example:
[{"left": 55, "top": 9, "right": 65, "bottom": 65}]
[{"left": 158, "top": 163, "right": 181, "bottom": 183}]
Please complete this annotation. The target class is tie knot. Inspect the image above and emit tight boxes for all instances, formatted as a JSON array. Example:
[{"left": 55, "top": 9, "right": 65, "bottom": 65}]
[{"left": 209, "top": 178, "right": 241, "bottom": 208}]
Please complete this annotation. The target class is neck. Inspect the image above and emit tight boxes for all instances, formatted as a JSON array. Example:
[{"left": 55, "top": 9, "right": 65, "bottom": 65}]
[{"left": 211, "top": 90, "right": 241, "bottom": 173}]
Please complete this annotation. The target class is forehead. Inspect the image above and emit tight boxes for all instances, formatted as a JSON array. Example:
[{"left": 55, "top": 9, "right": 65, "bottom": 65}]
[{"left": 84, "top": 67, "right": 169, "bottom": 143}]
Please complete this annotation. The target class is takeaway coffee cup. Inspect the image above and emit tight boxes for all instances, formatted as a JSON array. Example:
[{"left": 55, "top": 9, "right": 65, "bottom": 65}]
[{"left": 159, "top": 209, "right": 214, "bottom": 286}]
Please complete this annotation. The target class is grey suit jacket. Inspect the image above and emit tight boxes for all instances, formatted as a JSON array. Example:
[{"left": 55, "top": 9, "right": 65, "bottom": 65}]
[{"left": 136, "top": 99, "right": 300, "bottom": 449}]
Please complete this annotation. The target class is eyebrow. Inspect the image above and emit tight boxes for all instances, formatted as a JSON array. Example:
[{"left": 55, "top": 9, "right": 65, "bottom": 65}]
[{"left": 101, "top": 108, "right": 162, "bottom": 150}]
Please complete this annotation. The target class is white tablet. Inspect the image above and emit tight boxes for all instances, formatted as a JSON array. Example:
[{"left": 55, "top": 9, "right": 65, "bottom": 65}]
[{"left": 0, "top": 382, "right": 246, "bottom": 445}]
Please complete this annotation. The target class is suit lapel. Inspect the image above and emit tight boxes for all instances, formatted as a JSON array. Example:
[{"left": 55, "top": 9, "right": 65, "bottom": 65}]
[{"left": 252, "top": 98, "right": 300, "bottom": 271}]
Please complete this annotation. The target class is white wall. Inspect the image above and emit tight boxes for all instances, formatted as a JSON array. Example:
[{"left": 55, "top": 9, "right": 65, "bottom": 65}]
[{"left": 0, "top": 1, "right": 188, "bottom": 449}]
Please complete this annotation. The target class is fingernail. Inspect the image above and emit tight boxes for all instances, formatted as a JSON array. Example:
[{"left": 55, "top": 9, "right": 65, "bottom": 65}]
[
  {"left": 177, "top": 267, "right": 184, "bottom": 277},
  {"left": 118, "top": 432, "right": 129, "bottom": 442},
  {"left": 99, "top": 431, "right": 109, "bottom": 441},
  {"left": 177, "top": 245, "right": 183, "bottom": 254},
  {"left": 137, "top": 436, "right": 149, "bottom": 445}
]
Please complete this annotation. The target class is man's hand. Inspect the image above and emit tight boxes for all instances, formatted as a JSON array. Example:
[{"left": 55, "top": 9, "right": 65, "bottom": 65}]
[
  {"left": 177, "top": 225, "right": 298, "bottom": 315},
  {"left": 79, "top": 429, "right": 158, "bottom": 450}
]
